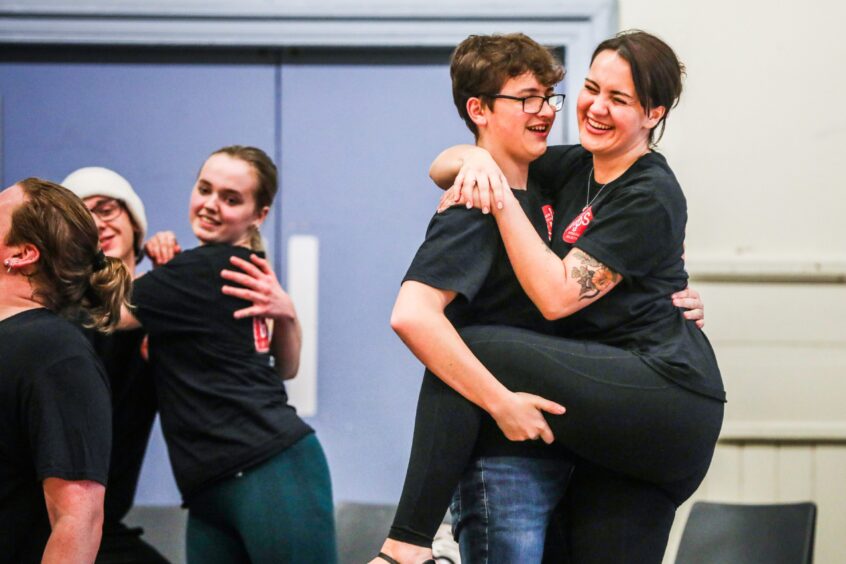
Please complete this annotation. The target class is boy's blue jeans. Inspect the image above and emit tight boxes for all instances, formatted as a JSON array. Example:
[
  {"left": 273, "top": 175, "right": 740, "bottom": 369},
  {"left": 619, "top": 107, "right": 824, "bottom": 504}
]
[{"left": 450, "top": 456, "right": 573, "bottom": 564}]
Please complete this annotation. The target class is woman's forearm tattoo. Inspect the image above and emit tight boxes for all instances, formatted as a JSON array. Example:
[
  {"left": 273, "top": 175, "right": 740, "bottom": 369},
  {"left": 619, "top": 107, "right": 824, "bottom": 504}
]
[{"left": 570, "top": 250, "right": 620, "bottom": 300}]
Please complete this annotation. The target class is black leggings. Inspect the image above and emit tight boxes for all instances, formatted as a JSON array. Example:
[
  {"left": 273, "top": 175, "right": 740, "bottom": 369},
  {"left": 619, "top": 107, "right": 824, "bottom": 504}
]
[
  {"left": 543, "top": 463, "right": 678, "bottom": 564},
  {"left": 389, "top": 325, "right": 723, "bottom": 547}
]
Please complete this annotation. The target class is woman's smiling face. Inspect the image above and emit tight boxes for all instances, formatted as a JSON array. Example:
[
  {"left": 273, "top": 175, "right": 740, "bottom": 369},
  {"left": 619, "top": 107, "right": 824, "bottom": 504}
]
[
  {"left": 577, "top": 49, "right": 662, "bottom": 163},
  {"left": 189, "top": 153, "right": 268, "bottom": 248},
  {"left": 83, "top": 196, "right": 137, "bottom": 264}
]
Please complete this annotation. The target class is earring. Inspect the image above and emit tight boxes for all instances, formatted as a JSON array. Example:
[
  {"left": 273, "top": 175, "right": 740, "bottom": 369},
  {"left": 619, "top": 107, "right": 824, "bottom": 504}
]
[{"left": 3, "top": 259, "right": 12, "bottom": 274}]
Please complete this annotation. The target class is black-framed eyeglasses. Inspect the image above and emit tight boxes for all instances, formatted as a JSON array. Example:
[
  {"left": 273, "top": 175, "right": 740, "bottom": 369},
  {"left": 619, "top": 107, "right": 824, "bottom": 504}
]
[
  {"left": 481, "top": 93, "right": 566, "bottom": 114},
  {"left": 86, "top": 197, "right": 125, "bottom": 222}
]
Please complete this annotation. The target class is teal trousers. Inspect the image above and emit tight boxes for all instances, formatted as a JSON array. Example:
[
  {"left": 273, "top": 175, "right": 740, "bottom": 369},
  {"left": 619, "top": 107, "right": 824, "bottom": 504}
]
[{"left": 186, "top": 434, "right": 337, "bottom": 564}]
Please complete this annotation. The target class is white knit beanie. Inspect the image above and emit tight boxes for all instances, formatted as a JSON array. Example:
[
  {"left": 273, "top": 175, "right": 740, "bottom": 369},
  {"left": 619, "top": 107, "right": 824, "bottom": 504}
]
[{"left": 61, "top": 167, "right": 148, "bottom": 256}]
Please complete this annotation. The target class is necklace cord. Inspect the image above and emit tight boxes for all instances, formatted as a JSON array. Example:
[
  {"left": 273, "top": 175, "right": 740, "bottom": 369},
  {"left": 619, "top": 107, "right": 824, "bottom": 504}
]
[{"left": 585, "top": 166, "right": 610, "bottom": 210}]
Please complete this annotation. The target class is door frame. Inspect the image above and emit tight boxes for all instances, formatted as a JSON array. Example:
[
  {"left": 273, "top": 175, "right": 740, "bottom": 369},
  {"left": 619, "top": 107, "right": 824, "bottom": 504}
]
[{"left": 0, "top": 0, "right": 616, "bottom": 144}]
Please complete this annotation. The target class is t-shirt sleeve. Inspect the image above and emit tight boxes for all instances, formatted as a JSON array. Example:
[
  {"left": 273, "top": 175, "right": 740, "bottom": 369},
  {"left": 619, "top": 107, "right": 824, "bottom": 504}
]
[
  {"left": 528, "top": 145, "right": 583, "bottom": 200},
  {"left": 575, "top": 187, "right": 682, "bottom": 279},
  {"left": 131, "top": 255, "right": 210, "bottom": 335},
  {"left": 26, "top": 356, "right": 112, "bottom": 485},
  {"left": 403, "top": 206, "right": 498, "bottom": 302}
]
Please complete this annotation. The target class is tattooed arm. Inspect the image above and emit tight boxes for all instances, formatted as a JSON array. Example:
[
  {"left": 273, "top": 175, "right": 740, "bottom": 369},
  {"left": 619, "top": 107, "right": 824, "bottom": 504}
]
[
  {"left": 490, "top": 191, "right": 621, "bottom": 320},
  {"left": 568, "top": 250, "right": 621, "bottom": 301}
]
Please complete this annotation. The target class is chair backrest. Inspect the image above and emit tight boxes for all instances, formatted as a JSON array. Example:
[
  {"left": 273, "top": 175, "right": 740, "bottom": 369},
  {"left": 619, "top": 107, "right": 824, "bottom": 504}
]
[
  {"left": 335, "top": 502, "right": 397, "bottom": 564},
  {"left": 674, "top": 501, "right": 816, "bottom": 564},
  {"left": 123, "top": 505, "right": 188, "bottom": 564}
]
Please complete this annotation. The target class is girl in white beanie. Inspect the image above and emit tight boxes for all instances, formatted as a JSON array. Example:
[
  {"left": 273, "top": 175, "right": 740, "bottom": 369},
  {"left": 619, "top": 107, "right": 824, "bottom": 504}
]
[{"left": 62, "top": 166, "right": 170, "bottom": 564}]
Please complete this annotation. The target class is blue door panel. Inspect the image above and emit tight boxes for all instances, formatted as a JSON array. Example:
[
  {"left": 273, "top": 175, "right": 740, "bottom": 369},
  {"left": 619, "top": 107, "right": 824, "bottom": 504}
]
[{"left": 279, "top": 54, "right": 473, "bottom": 503}]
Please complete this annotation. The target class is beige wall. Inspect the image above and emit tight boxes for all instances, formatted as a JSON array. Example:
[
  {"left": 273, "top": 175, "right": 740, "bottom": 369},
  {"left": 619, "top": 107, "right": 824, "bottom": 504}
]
[
  {"left": 617, "top": 2, "right": 846, "bottom": 561},
  {"left": 619, "top": 0, "right": 846, "bottom": 269}
]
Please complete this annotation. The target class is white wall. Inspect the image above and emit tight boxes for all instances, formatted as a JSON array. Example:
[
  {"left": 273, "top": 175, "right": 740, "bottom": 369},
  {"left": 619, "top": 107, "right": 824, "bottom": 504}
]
[
  {"left": 619, "top": 0, "right": 846, "bottom": 274},
  {"left": 617, "top": 2, "right": 846, "bottom": 561}
]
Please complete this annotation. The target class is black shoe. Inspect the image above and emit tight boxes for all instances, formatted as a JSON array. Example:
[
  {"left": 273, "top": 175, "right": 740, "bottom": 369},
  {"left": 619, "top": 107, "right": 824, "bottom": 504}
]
[{"left": 376, "top": 552, "right": 435, "bottom": 564}]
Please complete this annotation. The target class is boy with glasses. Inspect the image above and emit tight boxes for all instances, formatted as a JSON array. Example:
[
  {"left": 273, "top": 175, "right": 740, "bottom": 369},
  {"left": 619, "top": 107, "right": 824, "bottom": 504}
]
[{"left": 374, "top": 33, "right": 574, "bottom": 564}]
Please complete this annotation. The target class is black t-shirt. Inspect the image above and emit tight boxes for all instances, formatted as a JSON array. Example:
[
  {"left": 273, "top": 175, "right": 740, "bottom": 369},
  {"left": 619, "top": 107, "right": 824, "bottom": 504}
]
[
  {"left": 0, "top": 309, "right": 111, "bottom": 564},
  {"left": 530, "top": 145, "right": 725, "bottom": 401},
  {"left": 81, "top": 326, "right": 156, "bottom": 528},
  {"left": 132, "top": 244, "right": 312, "bottom": 501},
  {"left": 405, "top": 185, "right": 554, "bottom": 333},
  {"left": 404, "top": 185, "right": 566, "bottom": 458}
]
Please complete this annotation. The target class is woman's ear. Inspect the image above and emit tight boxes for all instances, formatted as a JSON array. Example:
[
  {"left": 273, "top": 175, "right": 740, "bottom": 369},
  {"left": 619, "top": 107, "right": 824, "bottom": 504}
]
[
  {"left": 253, "top": 206, "right": 270, "bottom": 229},
  {"left": 467, "top": 97, "right": 488, "bottom": 128},
  {"left": 645, "top": 105, "right": 666, "bottom": 130}
]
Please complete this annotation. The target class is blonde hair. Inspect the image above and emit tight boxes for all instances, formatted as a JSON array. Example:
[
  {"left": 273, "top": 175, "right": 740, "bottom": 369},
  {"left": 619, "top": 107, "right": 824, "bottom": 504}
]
[{"left": 7, "top": 178, "right": 132, "bottom": 332}]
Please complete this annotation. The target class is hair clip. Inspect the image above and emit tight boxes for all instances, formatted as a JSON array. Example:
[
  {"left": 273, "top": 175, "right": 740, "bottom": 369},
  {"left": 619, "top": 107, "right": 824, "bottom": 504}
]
[{"left": 93, "top": 250, "right": 108, "bottom": 272}]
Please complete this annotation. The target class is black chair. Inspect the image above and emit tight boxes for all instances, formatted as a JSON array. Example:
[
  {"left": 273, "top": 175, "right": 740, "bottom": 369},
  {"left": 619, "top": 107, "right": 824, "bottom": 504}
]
[{"left": 675, "top": 501, "right": 816, "bottom": 564}]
